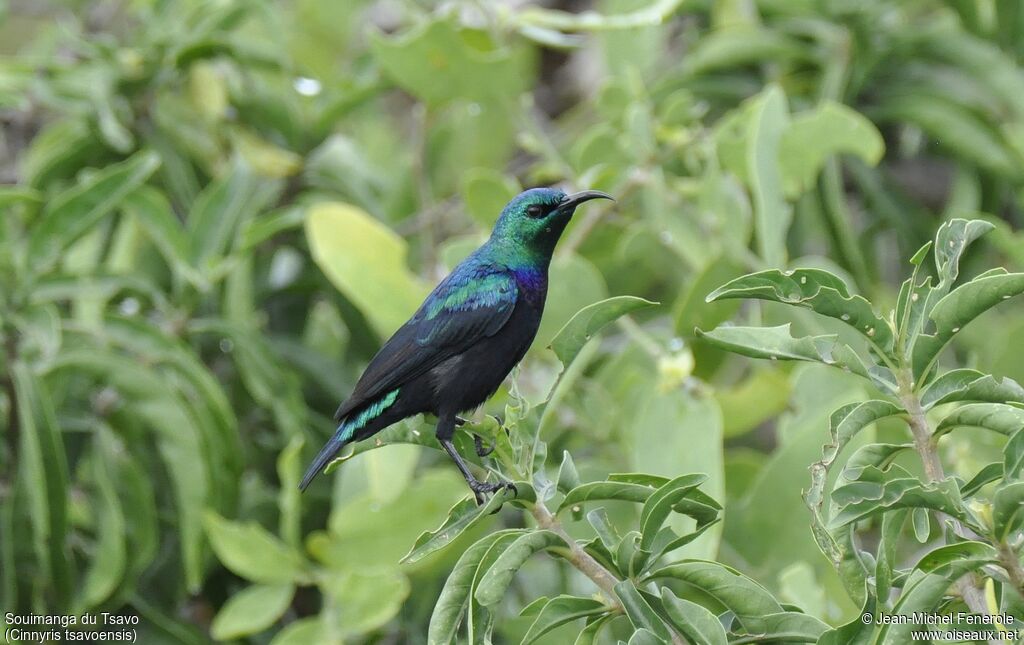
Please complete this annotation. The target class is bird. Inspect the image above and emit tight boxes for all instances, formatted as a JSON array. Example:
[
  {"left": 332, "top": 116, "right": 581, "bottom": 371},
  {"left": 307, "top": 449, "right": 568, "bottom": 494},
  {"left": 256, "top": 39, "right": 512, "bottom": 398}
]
[{"left": 299, "top": 187, "right": 613, "bottom": 503}]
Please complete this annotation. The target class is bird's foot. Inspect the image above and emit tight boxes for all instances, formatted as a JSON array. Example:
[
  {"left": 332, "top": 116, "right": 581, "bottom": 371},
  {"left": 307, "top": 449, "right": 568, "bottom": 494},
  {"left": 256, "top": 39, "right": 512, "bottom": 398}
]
[
  {"left": 473, "top": 434, "right": 494, "bottom": 457},
  {"left": 469, "top": 478, "right": 518, "bottom": 507}
]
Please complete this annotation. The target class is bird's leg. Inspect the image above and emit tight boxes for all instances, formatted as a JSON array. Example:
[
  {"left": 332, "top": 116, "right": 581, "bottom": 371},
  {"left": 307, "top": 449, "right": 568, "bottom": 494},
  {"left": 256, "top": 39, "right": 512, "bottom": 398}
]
[
  {"left": 453, "top": 415, "right": 494, "bottom": 457},
  {"left": 436, "top": 414, "right": 516, "bottom": 505}
]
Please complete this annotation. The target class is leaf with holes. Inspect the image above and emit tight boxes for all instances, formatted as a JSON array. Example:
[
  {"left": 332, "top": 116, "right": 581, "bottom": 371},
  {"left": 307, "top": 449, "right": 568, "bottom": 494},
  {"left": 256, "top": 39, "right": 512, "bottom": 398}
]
[
  {"left": 912, "top": 270, "right": 1024, "bottom": 379},
  {"left": 695, "top": 324, "right": 867, "bottom": 376},
  {"left": 706, "top": 268, "right": 893, "bottom": 352}
]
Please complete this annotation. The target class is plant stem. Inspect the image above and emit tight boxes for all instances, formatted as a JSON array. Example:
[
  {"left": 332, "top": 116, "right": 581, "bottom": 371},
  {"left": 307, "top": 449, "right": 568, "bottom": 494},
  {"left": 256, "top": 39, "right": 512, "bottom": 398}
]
[
  {"left": 997, "top": 541, "right": 1024, "bottom": 598},
  {"left": 899, "top": 383, "right": 945, "bottom": 483},
  {"left": 530, "top": 500, "right": 623, "bottom": 611},
  {"left": 897, "top": 369, "right": 995, "bottom": 636}
]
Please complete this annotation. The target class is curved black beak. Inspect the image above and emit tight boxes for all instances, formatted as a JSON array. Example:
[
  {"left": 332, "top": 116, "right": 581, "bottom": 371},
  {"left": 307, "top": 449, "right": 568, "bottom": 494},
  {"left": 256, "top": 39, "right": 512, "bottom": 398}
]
[{"left": 557, "top": 190, "right": 615, "bottom": 213}]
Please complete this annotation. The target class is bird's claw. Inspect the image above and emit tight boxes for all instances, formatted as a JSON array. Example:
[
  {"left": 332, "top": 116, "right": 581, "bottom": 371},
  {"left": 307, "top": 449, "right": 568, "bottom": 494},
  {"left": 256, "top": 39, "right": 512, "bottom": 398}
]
[
  {"left": 473, "top": 434, "right": 494, "bottom": 457},
  {"left": 469, "top": 479, "right": 518, "bottom": 508}
]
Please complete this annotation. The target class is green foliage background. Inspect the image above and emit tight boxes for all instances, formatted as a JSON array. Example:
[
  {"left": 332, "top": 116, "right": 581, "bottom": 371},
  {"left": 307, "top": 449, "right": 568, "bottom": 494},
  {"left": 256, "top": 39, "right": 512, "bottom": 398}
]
[{"left": 2, "top": 0, "right": 1024, "bottom": 642}]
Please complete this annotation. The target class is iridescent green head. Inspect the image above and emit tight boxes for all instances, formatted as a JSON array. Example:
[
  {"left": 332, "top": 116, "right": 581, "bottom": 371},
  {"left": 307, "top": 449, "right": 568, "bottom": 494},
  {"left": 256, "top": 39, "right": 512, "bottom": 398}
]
[{"left": 489, "top": 187, "right": 613, "bottom": 258}]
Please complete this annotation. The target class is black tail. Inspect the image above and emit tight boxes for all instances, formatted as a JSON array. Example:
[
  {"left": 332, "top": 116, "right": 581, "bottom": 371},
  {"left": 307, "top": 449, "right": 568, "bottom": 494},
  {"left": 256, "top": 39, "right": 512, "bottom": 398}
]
[{"left": 300, "top": 388, "right": 402, "bottom": 491}]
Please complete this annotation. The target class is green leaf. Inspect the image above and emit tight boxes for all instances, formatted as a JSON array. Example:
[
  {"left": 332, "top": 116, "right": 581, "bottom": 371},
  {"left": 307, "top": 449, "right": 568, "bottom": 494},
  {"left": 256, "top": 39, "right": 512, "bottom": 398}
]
[
  {"left": 820, "top": 591, "right": 877, "bottom": 644},
  {"left": 574, "top": 615, "right": 612, "bottom": 645},
  {"left": 715, "top": 368, "right": 791, "bottom": 438},
  {"left": 77, "top": 443, "right": 127, "bottom": 611},
  {"left": 306, "top": 201, "right": 428, "bottom": 338},
  {"left": 728, "top": 85, "right": 791, "bottom": 266},
  {"left": 916, "top": 541, "right": 998, "bottom": 573},
  {"left": 1005, "top": 429, "right": 1024, "bottom": 480},
  {"left": 460, "top": 168, "right": 519, "bottom": 227},
  {"left": 993, "top": 482, "right": 1024, "bottom": 540},
  {"left": 210, "top": 583, "right": 294, "bottom": 640},
  {"left": 202, "top": 511, "right": 308, "bottom": 584},
  {"left": 912, "top": 271, "right": 1024, "bottom": 378},
  {"left": 695, "top": 324, "right": 867, "bottom": 376},
  {"left": 613, "top": 581, "right": 671, "bottom": 641},
  {"left": 370, "top": 19, "right": 530, "bottom": 106},
  {"left": 660, "top": 588, "right": 728, "bottom": 645},
  {"left": 875, "top": 510, "right": 907, "bottom": 610},
  {"left": 187, "top": 158, "right": 269, "bottom": 267},
  {"left": 321, "top": 570, "right": 410, "bottom": 636},
  {"left": 517, "top": 0, "right": 684, "bottom": 31},
  {"left": 872, "top": 93, "right": 1020, "bottom": 178},
  {"left": 935, "top": 402, "right": 1024, "bottom": 438},
  {"left": 911, "top": 507, "right": 931, "bottom": 543},
  {"left": 550, "top": 296, "right": 658, "bottom": 366},
  {"left": 639, "top": 474, "right": 708, "bottom": 552},
  {"left": 961, "top": 462, "right": 1003, "bottom": 496},
  {"left": 920, "top": 369, "right": 1024, "bottom": 409},
  {"left": 270, "top": 617, "right": 324, "bottom": 645},
  {"left": 556, "top": 451, "right": 582, "bottom": 496},
  {"left": 653, "top": 519, "right": 722, "bottom": 562},
  {"left": 838, "top": 444, "right": 913, "bottom": 488},
  {"left": 428, "top": 530, "right": 525, "bottom": 645},
  {"left": 805, "top": 401, "right": 905, "bottom": 519},
  {"left": 933, "top": 219, "right": 996, "bottom": 287},
  {"left": 877, "top": 552, "right": 996, "bottom": 644},
  {"left": 706, "top": 268, "right": 893, "bottom": 351},
  {"left": 121, "top": 186, "right": 206, "bottom": 287},
  {"left": 475, "top": 530, "right": 564, "bottom": 606},
  {"left": 558, "top": 481, "right": 659, "bottom": 513},
  {"left": 12, "top": 362, "right": 71, "bottom": 606},
  {"left": 522, "top": 595, "right": 609, "bottom": 644},
  {"left": 21, "top": 118, "right": 99, "bottom": 188},
  {"left": 403, "top": 491, "right": 510, "bottom": 564},
  {"left": 830, "top": 473, "right": 967, "bottom": 528},
  {"left": 682, "top": 28, "right": 805, "bottom": 77},
  {"left": 734, "top": 611, "right": 829, "bottom": 642},
  {"left": 779, "top": 102, "right": 884, "bottom": 198},
  {"left": 277, "top": 437, "right": 303, "bottom": 549},
  {"left": 643, "top": 560, "right": 784, "bottom": 632},
  {"left": 238, "top": 206, "right": 305, "bottom": 252},
  {"left": 626, "top": 627, "right": 663, "bottom": 645},
  {"left": 27, "top": 150, "right": 160, "bottom": 271}
]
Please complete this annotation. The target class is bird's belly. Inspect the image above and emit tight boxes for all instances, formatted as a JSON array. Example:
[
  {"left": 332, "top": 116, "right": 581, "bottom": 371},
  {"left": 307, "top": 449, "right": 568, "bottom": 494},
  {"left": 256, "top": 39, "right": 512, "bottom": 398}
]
[{"left": 429, "top": 302, "right": 541, "bottom": 414}]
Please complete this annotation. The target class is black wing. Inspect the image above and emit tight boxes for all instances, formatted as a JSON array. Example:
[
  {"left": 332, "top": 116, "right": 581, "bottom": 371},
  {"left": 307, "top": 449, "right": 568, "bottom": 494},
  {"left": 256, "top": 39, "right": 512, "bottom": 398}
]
[{"left": 334, "top": 268, "right": 519, "bottom": 420}]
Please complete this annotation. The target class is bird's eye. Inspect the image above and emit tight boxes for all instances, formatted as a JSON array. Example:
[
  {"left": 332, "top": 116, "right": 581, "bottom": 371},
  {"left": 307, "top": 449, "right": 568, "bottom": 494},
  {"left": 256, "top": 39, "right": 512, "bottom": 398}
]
[{"left": 526, "top": 205, "right": 544, "bottom": 218}]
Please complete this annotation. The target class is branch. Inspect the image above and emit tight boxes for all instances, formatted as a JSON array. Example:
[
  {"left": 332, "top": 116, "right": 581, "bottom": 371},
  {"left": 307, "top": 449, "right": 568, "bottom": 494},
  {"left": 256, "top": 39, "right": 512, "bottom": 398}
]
[
  {"left": 997, "top": 541, "right": 1024, "bottom": 598},
  {"left": 897, "top": 368, "right": 997, "bottom": 641},
  {"left": 530, "top": 500, "right": 622, "bottom": 611}
]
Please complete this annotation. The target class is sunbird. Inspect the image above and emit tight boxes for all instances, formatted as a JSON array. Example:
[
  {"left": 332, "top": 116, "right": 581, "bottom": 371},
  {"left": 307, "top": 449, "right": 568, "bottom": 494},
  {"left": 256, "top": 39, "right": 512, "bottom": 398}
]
[{"left": 299, "top": 187, "right": 613, "bottom": 502}]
